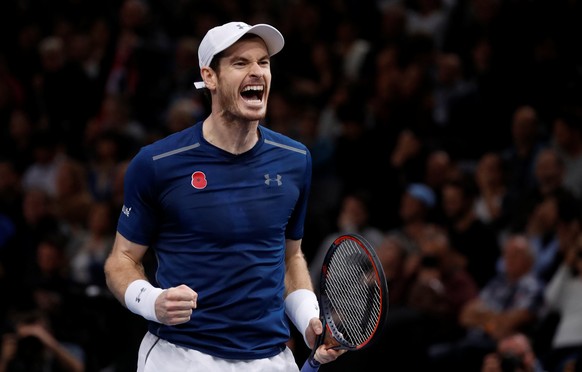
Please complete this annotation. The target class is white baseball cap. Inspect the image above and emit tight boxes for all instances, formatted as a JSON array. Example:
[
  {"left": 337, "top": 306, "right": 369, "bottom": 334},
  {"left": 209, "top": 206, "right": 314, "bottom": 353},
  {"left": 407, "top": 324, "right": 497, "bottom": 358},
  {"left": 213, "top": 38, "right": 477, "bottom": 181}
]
[{"left": 193, "top": 21, "right": 285, "bottom": 89}]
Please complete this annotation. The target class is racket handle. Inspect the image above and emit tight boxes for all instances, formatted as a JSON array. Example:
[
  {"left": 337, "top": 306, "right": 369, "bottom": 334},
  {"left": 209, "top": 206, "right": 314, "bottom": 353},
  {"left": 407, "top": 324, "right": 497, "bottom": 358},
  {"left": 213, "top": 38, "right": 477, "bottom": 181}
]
[{"left": 300, "top": 358, "right": 320, "bottom": 372}]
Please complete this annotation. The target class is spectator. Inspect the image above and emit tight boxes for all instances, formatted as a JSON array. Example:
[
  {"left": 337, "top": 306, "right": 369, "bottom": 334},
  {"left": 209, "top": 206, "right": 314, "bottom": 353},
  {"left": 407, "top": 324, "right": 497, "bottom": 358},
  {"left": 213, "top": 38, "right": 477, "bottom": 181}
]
[
  {"left": 481, "top": 332, "right": 545, "bottom": 372},
  {"left": 431, "top": 52, "right": 479, "bottom": 158},
  {"left": 52, "top": 159, "right": 94, "bottom": 233},
  {"left": 163, "top": 97, "right": 205, "bottom": 135},
  {"left": 440, "top": 177, "right": 500, "bottom": 288},
  {"left": 376, "top": 232, "right": 414, "bottom": 308},
  {"left": 21, "top": 132, "right": 67, "bottom": 199},
  {"left": 85, "top": 93, "right": 147, "bottom": 154},
  {"left": 507, "top": 147, "right": 574, "bottom": 234},
  {"left": 33, "top": 35, "right": 96, "bottom": 153},
  {"left": 421, "top": 149, "right": 463, "bottom": 225},
  {"left": 12, "top": 234, "right": 89, "bottom": 360},
  {"left": 104, "top": 0, "right": 172, "bottom": 130},
  {"left": 0, "top": 309, "right": 85, "bottom": 372},
  {"left": 85, "top": 131, "right": 125, "bottom": 202},
  {"left": 68, "top": 201, "right": 115, "bottom": 291},
  {"left": 7, "top": 189, "right": 64, "bottom": 287},
  {"left": 407, "top": 226, "right": 478, "bottom": 345},
  {"left": 549, "top": 109, "right": 582, "bottom": 199},
  {"left": 501, "top": 105, "right": 547, "bottom": 204},
  {"left": 289, "top": 40, "right": 339, "bottom": 106},
  {"left": 163, "top": 36, "right": 202, "bottom": 104},
  {"left": 429, "top": 233, "right": 545, "bottom": 371},
  {"left": 405, "top": 0, "right": 453, "bottom": 50},
  {"left": 387, "top": 182, "right": 439, "bottom": 279},
  {"left": 473, "top": 151, "right": 509, "bottom": 234},
  {"left": 542, "top": 233, "right": 582, "bottom": 372},
  {"left": 518, "top": 193, "right": 568, "bottom": 284}
]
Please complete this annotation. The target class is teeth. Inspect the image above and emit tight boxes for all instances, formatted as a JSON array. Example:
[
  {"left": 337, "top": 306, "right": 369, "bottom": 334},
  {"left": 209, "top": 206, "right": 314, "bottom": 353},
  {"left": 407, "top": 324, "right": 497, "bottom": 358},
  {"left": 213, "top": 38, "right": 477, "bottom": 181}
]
[{"left": 242, "top": 85, "right": 264, "bottom": 92}]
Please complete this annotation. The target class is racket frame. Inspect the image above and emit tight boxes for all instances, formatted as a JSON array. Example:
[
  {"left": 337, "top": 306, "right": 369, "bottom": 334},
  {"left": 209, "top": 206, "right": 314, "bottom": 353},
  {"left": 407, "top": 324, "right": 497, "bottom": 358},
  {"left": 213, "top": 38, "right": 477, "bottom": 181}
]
[{"left": 305, "top": 233, "right": 389, "bottom": 368}]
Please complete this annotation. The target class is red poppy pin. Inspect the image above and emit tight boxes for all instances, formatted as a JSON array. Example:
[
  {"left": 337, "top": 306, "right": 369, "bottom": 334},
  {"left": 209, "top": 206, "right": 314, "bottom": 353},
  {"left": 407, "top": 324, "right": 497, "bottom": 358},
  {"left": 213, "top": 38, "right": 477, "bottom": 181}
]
[{"left": 191, "top": 171, "right": 207, "bottom": 189}]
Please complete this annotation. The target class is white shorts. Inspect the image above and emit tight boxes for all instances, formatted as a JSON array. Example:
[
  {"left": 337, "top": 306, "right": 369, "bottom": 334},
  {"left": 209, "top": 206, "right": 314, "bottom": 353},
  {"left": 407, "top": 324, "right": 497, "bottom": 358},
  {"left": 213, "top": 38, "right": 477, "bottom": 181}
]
[{"left": 137, "top": 332, "right": 300, "bottom": 372}]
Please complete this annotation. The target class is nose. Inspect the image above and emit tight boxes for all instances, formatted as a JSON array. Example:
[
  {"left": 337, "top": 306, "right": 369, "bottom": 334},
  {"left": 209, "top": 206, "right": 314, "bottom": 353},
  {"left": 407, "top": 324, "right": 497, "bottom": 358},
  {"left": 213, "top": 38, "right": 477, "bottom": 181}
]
[{"left": 249, "top": 62, "right": 264, "bottom": 78}]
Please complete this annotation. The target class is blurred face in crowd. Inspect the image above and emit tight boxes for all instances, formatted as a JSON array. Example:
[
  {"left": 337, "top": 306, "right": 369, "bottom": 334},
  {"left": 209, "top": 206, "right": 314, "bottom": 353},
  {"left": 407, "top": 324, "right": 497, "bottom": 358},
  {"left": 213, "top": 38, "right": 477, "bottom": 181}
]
[
  {"left": 442, "top": 184, "right": 467, "bottom": 221},
  {"left": 503, "top": 235, "right": 533, "bottom": 281},
  {"left": 496, "top": 333, "right": 538, "bottom": 372},
  {"left": 534, "top": 149, "right": 563, "bottom": 193},
  {"left": 399, "top": 192, "right": 427, "bottom": 222}
]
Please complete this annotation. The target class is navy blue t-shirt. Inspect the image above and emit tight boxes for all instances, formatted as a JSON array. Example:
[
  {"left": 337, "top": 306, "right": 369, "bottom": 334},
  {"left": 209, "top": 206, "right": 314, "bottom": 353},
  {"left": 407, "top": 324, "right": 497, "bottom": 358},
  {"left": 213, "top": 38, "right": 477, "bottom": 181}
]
[{"left": 117, "top": 121, "right": 312, "bottom": 359}]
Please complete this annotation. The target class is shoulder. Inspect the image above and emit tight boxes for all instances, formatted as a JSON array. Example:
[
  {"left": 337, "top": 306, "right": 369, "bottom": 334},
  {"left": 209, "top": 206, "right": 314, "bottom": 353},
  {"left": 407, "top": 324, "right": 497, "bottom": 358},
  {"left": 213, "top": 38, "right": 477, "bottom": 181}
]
[
  {"left": 260, "top": 126, "right": 309, "bottom": 156},
  {"left": 135, "top": 124, "right": 201, "bottom": 162}
]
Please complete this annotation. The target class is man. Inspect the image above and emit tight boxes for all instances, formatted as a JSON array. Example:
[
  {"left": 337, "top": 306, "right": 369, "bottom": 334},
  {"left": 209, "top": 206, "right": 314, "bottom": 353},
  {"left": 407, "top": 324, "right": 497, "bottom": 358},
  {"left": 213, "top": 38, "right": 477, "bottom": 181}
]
[
  {"left": 481, "top": 333, "right": 545, "bottom": 372},
  {"left": 429, "top": 233, "right": 544, "bottom": 371},
  {"left": 104, "top": 22, "right": 343, "bottom": 371}
]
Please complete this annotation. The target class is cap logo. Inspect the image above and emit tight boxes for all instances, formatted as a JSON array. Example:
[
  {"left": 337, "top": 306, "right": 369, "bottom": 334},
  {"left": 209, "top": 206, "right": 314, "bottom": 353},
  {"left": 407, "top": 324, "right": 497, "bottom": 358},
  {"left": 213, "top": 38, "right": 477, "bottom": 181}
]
[{"left": 236, "top": 24, "right": 248, "bottom": 30}]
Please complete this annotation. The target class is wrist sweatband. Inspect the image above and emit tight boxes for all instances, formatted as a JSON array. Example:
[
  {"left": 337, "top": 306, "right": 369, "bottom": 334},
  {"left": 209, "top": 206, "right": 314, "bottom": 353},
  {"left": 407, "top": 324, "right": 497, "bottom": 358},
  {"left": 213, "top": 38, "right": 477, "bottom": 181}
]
[
  {"left": 285, "top": 289, "right": 320, "bottom": 347},
  {"left": 124, "top": 279, "right": 164, "bottom": 323}
]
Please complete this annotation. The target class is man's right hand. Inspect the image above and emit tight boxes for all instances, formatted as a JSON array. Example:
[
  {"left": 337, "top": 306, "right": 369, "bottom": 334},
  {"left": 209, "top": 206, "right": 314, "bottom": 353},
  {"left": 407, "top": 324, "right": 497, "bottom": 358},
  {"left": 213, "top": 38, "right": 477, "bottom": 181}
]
[{"left": 155, "top": 284, "right": 197, "bottom": 325}]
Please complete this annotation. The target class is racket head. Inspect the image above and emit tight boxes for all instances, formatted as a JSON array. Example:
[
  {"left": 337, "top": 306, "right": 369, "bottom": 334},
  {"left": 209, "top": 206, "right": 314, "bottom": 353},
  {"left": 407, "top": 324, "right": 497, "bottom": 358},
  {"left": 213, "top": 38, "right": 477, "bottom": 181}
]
[{"left": 318, "top": 233, "right": 389, "bottom": 351}]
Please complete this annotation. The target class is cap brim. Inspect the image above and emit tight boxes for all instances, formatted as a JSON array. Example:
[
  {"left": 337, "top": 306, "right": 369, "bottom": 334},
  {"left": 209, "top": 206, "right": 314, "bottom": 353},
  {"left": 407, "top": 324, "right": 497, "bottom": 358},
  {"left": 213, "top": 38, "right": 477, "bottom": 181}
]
[{"left": 245, "top": 24, "right": 285, "bottom": 57}]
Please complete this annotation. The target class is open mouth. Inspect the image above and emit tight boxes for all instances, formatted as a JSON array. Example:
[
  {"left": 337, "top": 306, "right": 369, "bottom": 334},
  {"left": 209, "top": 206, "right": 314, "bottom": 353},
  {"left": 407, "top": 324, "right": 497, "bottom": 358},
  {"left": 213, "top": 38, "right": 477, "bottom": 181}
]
[{"left": 240, "top": 85, "right": 264, "bottom": 103}]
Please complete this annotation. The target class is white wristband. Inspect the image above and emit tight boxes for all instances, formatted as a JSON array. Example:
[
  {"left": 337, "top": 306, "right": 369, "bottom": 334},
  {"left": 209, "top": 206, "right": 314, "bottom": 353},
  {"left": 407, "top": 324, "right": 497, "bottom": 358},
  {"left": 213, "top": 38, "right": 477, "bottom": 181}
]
[
  {"left": 285, "top": 289, "right": 320, "bottom": 347},
  {"left": 124, "top": 279, "right": 164, "bottom": 323}
]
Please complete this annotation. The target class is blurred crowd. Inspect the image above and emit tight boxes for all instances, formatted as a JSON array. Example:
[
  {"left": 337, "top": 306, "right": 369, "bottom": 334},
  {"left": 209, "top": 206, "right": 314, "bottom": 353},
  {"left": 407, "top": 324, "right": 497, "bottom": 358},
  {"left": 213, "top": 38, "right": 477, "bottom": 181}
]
[{"left": 0, "top": 0, "right": 581, "bottom": 371}]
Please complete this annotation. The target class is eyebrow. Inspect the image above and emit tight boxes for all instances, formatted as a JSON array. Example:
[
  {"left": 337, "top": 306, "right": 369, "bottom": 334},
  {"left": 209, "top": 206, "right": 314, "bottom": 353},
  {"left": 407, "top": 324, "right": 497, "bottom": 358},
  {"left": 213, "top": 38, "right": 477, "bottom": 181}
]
[{"left": 227, "top": 54, "right": 270, "bottom": 63}]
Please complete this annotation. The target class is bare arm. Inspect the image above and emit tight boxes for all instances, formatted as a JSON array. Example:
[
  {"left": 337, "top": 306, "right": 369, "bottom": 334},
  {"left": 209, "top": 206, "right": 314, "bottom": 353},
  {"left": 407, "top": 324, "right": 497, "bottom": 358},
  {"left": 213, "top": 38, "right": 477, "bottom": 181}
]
[
  {"left": 18, "top": 324, "right": 84, "bottom": 372},
  {"left": 284, "top": 239, "right": 315, "bottom": 296},
  {"left": 284, "top": 239, "right": 345, "bottom": 364},
  {"left": 104, "top": 232, "right": 197, "bottom": 325},
  {"left": 460, "top": 298, "right": 495, "bottom": 328},
  {"left": 104, "top": 232, "right": 149, "bottom": 305}
]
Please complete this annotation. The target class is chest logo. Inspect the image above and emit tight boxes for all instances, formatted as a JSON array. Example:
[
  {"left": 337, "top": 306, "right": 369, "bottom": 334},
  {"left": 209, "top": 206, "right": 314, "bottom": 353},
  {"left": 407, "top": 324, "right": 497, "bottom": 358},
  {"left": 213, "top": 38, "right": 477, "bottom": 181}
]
[
  {"left": 191, "top": 171, "right": 208, "bottom": 189},
  {"left": 264, "top": 174, "right": 282, "bottom": 186}
]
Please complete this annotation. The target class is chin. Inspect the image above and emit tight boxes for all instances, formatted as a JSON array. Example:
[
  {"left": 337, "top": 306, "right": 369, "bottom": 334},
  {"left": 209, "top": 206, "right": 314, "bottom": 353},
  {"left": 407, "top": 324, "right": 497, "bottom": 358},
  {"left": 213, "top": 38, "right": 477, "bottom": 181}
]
[{"left": 242, "top": 109, "right": 266, "bottom": 121}]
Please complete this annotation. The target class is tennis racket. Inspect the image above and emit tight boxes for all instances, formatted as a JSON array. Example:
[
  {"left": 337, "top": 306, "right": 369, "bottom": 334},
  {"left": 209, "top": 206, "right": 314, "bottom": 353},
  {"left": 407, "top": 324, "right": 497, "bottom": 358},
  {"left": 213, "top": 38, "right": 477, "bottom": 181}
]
[{"left": 300, "top": 233, "right": 389, "bottom": 372}]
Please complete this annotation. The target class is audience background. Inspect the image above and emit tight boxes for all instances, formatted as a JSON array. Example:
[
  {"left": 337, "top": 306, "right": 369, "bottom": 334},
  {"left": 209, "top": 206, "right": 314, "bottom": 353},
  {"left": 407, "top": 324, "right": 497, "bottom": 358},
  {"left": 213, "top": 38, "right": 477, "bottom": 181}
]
[{"left": 0, "top": 0, "right": 581, "bottom": 371}]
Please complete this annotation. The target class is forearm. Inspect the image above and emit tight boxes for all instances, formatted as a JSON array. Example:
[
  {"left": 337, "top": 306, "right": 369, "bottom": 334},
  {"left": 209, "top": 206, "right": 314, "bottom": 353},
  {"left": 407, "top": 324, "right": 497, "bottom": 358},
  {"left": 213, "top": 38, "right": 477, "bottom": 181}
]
[
  {"left": 284, "top": 239, "right": 314, "bottom": 296},
  {"left": 284, "top": 239, "right": 320, "bottom": 347},
  {"left": 105, "top": 255, "right": 147, "bottom": 304},
  {"left": 46, "top": 342, "right": 85, "bottom": 372},
  {"left": 460, "top": 300, "right": 493, "bottom": 328},
  {"left": 486, "top": 309, "right": 533, "bottom": 339}
]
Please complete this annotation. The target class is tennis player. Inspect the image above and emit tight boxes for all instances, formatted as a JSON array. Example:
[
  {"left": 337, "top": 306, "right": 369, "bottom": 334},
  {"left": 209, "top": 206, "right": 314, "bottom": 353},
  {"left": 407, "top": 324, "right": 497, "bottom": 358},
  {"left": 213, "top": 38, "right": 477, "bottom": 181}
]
[{"left": 104, "top": 21, "right": 344, "bottom": 371}]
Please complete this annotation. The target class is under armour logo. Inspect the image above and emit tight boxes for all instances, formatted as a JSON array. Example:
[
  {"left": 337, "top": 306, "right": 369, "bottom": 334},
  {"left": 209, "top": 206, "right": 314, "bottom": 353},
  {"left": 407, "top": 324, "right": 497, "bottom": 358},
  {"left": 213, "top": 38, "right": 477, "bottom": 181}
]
[
  {"left": 264, "top": 174, "right": 282, "bottom": 186},
  {"left": 135, "top": 287, "right": 146, "bottom": 303},
  {"left": 236, "top": 24, "right": 248, "bottom": 30}
]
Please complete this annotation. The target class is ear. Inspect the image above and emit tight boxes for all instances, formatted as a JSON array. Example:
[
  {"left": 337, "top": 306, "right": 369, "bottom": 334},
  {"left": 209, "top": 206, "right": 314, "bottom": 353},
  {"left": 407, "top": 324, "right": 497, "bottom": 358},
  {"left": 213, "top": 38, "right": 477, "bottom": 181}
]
[{"left": 200, "top": 67, "right": 217, "bottom": 90}]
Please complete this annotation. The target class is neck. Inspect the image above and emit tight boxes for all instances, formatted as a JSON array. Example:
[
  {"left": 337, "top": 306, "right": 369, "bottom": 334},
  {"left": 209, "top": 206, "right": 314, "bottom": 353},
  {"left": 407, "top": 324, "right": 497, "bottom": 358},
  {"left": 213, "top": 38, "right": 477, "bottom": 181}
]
[{"left": 203, "top": 114, "right": 260, "bottom": 155}]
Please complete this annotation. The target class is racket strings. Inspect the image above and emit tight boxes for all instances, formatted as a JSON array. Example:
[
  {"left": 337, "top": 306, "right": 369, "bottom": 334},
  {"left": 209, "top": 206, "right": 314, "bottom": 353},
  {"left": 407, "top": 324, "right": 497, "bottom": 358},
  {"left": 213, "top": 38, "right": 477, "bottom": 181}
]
[{"left": 323, "top": 240, "right": 383, "bottom": 348}]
